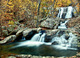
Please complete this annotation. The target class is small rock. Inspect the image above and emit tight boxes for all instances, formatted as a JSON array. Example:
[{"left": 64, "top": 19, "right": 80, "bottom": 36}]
[
  {"left": 2, "top": 26, "right": 6, "bottom": 30},
  {"left": 7, "top": 56, "right": 16, "bottom": 58},
  {"left": 57, "top": 57, "right": 64, "bottom": 58},
  {"left": 0, "top": 35, "right": 16, "bottom": 44},
  {"left": 27, "top": 55, "right": 32, "bottom": 58},
  {"left": 52, "top": 41, "right": 59, "bottom": 45}
]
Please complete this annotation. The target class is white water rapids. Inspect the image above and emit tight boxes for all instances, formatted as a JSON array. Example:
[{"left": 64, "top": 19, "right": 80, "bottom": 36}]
[{"left": 12, "top": 6, "right": 77, "bottom": 50}]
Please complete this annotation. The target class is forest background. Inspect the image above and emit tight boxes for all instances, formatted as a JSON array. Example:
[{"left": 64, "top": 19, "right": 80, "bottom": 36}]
[{"left": 0, "top": 0, "right": 80, "bottom": 37}]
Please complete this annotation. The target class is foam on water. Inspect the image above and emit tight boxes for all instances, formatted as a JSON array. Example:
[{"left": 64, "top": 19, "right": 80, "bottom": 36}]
[
  {"left": 11, "top": 40, "right": 51, "bottom": 48},
  {"left": 52, "top": 45, "right": 77, "bottom": 50},
  {"left": 58, "top": 20, "right": 69, "bottom": 30}
]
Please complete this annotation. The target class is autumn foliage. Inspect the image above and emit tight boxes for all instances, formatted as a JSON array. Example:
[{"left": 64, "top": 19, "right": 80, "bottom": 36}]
[{"left": 0, "top": 0, "right": 79, "bottom": 26}]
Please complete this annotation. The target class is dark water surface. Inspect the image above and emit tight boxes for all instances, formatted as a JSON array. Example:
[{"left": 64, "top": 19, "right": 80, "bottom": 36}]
[{"left": 0, "top": 41, "right": 78, "bottom": 57}]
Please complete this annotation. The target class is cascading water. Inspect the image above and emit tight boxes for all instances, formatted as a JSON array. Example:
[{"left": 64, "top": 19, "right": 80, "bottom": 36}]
[
  {"left": 31, "top": 31, "right": 46, "bottom": 42},
  {"left": 31, "top": 33, "right": 42, "bottom": 41},
  {"left": 57, "top": 6, "right": 74, "bottom": 19},
  {"left": 51, "top": 18, "right": 77, "bottom": 50},
  {"left": 65, "top": 6, "right": 74, "bottom": 19},
  {"left": 57, "top": 7, "right": 64, "bottom": 18},
  {"left": 39, "top": 33, "right": 46, "bottom": 42},
  {"left": 12, "top": 31, "right": 51, "bottom": 48},
  {"left": 12, "top": 6, "right": 77, "bottom": 51},
  {"left": 51, "top": 32, "right": 77, "bottom": 50},
  {"left": 68, "top": 33, "right": 76, "bottom": 47},
  {"left": 58, "top": 20, "right": 69, "bottom": 29}
]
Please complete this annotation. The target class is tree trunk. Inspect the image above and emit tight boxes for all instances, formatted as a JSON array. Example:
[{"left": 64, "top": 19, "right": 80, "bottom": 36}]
[
  {"left": 36, "top": 0, "right": 41, "bottom": 27},
  {"left": 52, "top": 0, "right": 56, "bottom": 18},
  {"left": 78, "top": 0, "right": 80, "bottom": 15}
]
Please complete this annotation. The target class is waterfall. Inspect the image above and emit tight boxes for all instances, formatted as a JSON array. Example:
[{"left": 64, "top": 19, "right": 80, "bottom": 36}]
[
  {"left": 39, "top": 33, "right": 46, "bottom": 42},
  {"left": 51, "top": 33, "right": 77, "bottom": 50},
  {"left": 68, "top": 33, "right": 76, "bottom": 46},
  {"left": 11, "top": 31, "right": 49, "bottom": 48},
  {"left": 12, "top": 7, "right": 77, "bottom": 50},
  {"left": 57, "top": 6, "right": 74, "bottom": 19},
  {"left": 65, "top": 6, "right": 73, "bottom": 19},
  {"left": 31, "top": 30, "right": 46, "bottom": 42},
  {"left": 58, "top": 20, "right": 69, "bottom": 29},
  {"left": 57, "top": 7, "right": 64, "bottom": 18},
  {"left": 31, "top": 33, "right": 42, "bottom": 41}
]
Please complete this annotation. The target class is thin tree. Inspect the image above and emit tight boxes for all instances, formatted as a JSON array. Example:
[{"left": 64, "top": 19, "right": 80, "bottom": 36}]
[
  {"left": 77, "top": 0, "right": 80, "bottom": 15},
  {"left": 52, "top": 0, "right": 56, "bottom": 18},
  {"left": 0, "top": 0, "right": 2, "bottom": 37},
  {"left": 36, "top": 0, "right": 41, "bottom": 27}
]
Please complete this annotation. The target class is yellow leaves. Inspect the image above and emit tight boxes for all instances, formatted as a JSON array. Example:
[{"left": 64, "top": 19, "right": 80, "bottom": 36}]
[
  {"left": 8, "top": 1, "right": 12, "bottom": 5},
  {"left": 19, "top": 5, "right": 22, "bottom": 8},
  {"left": 9, "top": 13, "right": 13, "bottom": 15},
  {"left": 76, "top": 3, "right": 79, "bottom": 12},
  {"left": 8, "top": 20, "right": 14, "bottom": 25},
  {"left": 34, "top": 2, "right": 37, "bottom": 7},
  {"left": 52, "top": 0, "right": 54, "bottom": 2}
]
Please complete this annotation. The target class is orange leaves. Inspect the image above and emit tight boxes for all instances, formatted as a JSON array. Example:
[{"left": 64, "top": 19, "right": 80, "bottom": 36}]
[{"left": 0, "top": 0, "right": 79, "bottom": 23}]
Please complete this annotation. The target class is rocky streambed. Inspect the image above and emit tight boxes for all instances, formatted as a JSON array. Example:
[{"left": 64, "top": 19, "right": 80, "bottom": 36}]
[{"left": 0, "top": 16, "right": 80, "bottom": 58}]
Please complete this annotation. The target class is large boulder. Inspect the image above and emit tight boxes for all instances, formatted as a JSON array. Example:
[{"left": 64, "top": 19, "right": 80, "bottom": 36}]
[
  {"left": 23, "top": 28, "right": 38, "bottom": 40},
  {"left": 40, "top": 18, "right": 60, "bottom": 29},
  {"left": 0, "top": 35, "right": 16, "bottom": 44},
  {"left": 16, "top": 29, "right": 24, "bottom": 36},
  {"left": 23, "top": 28, "right": 38, "bottom": 37},
  {"left": 46, "top": 29, "right": 58, "bottom": 36},
  {"left": 67, "top": 16, "right": 80, "bottom": 36}
]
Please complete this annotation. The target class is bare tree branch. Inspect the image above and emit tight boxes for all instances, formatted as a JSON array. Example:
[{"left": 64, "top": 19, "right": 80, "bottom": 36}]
[{"left": 36, "top": 0, "right": 41, "bottom": 27}]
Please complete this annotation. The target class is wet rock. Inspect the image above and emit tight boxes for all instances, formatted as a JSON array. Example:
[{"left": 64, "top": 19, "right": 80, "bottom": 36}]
[
  {"left": 65, "top": 34, "right": 69, "bottom": 40},
  {"left": 2, "top": 26, "right": 6, "bottom": 30},
  {"left": 15, "top": 54, "right": 27, "bottom": 58},
  {"left": 15, "top": 29, "right": 25, "bottom": 41},
  {"left": 67, "top": 16, "right": 80, "bottom": 36},
  {"left": 40, "top": 18, "right": 60, "bottom": 29},
  {"left": 0, "top": 35, "right": 16, "bottom": 44},
  {"left": 16, "top": 29, "right": 24, "bottom": 36},
  {"left": 52, "top": 41, "right": 59, "bottom": 45},
  {"left": 2, "top": 30, "right": 8, "bottom": 37},
  {"left": 27, "top": 55, "right": 32, "bottom": 58},
  {"left": 46, "top": 29, "right": 58, "bottom": 36},
  {"left": 7, "top": 25, "right": 14, "bottom": 32},
  {"left": 56, "top": 30, "right": 65, "bottom": 37},
  {"left": 23, "top": 28, "right": 37, "bottom": 40},
  {"left": 7, "top": 56, "right": 16, "bottom": 58},
  {"left": 23, "top": 28, "right": 37, "bottom": 37},
  {"left": 76, "top": 53, "right": 80, "bottom": 57}
]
